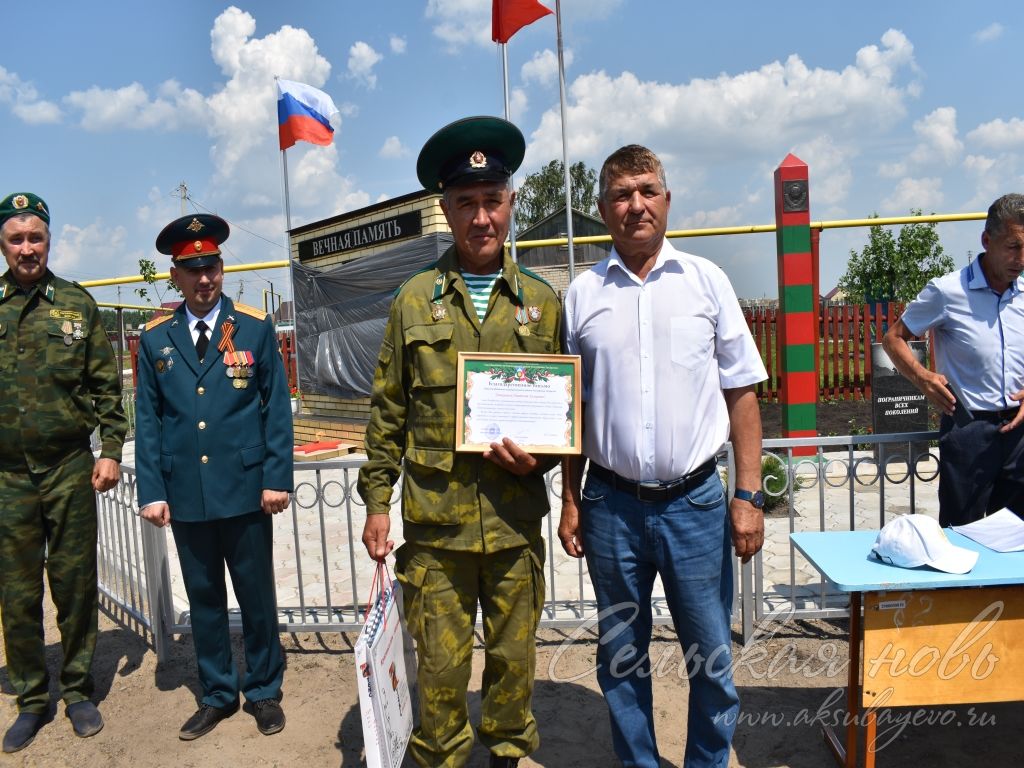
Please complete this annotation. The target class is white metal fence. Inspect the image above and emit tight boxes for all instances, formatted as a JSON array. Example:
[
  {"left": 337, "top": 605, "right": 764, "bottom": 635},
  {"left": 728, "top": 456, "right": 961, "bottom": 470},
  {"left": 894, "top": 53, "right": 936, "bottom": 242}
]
[{"left": 95, "top": 431, "right": 941, "bottom": 659}]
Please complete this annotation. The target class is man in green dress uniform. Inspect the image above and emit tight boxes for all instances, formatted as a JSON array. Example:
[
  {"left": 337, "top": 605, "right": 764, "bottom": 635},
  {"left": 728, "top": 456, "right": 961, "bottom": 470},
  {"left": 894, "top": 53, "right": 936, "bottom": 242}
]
[
  {"left": 135, "top": 214, "right": 293, "bottom": 740},
  {"left": 0, "top": 192, "right": 127, "bottom": 752},
  {"left": 358, "top": 116, "right": 563, "bottom": 768}
]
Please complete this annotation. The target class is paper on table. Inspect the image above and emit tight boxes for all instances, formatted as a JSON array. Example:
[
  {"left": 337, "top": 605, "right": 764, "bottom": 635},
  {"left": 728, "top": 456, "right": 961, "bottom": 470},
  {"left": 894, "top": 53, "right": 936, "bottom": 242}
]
[{"left": 951, "top": 508, "right": 1024, "bottom": 552}]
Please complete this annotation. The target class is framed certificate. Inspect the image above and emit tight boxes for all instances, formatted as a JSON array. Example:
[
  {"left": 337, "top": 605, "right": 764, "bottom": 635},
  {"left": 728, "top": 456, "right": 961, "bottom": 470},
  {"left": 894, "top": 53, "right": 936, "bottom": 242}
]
[{"left": 455, "top": 352, "right": 582, "bottom": 454}]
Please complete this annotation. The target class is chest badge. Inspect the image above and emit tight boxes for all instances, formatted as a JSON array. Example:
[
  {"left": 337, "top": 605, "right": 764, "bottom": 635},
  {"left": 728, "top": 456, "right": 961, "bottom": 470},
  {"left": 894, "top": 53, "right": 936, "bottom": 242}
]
[
  {"left": 527, "top": 306, "right": 542, "bottom": 322},
  {"left": 431, "top": 304, "right": 447, "bottom": 321}
]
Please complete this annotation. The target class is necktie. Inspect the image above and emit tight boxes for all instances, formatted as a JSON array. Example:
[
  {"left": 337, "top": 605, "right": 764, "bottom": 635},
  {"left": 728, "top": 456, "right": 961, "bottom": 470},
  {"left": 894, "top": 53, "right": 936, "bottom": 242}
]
[{"left": 195, "top": 320, "right": 210, "bottom": 361}]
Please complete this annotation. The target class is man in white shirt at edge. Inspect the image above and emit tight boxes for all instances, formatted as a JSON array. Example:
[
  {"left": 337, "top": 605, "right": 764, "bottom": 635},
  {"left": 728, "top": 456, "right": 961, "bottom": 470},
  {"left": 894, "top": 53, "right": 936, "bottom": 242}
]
[{"left": 558, "top": 144, "right": 767, "bottom": 768}]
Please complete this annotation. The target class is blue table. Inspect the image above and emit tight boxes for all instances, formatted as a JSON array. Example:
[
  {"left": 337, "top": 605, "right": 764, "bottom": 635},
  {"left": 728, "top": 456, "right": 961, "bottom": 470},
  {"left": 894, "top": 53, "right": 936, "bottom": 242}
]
[{"left": 790, "top": 529, "right": 1024, "bottom": 768}]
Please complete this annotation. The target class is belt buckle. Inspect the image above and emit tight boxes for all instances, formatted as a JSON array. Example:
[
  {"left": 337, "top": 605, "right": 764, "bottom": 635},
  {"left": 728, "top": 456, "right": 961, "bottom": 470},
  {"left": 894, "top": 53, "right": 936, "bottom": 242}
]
[{"left": 637, "top": 481, "right": 662, "bottom": 501}]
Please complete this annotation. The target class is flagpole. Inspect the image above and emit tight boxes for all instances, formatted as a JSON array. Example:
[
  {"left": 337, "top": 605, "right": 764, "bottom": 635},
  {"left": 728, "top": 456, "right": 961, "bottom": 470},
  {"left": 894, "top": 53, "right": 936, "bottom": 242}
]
[
  {"left": 276, "top": 76, "right": 301, "bottom": 395},
  {"left": 555, "top": 0, "right": 575, "bottom": 282},
  {"left": 501, "top": 42, "right": 519, "bottom": 264}
]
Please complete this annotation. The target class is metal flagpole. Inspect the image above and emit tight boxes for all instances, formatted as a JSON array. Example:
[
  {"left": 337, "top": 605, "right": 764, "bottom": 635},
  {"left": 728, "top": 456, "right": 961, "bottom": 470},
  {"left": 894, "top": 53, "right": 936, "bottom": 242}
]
[
  {"left": 276, "top": 76, "right": 302, "bottom": 395},
  {"left": 555, "top": 0, "right": 575, "bottom": 282},
  {"left": 502, "top": 42, "right": 519, "bottom": 264}
]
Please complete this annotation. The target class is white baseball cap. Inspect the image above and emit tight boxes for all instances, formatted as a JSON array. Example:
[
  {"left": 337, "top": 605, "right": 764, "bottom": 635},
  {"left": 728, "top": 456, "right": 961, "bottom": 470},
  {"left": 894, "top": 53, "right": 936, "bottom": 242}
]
[{"left": 872, "top": 515, "right": 979, "bottom": 574}]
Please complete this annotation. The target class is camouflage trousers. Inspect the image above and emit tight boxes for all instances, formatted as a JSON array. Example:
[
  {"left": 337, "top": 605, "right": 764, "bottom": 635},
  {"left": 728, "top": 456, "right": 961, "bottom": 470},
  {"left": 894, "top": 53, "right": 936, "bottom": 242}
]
[
  {"left": 0, "top": 448, "right": 98, "bottom": 714},
  {"left": 395, "top": 540, "right": 545, "bottom": 768}
]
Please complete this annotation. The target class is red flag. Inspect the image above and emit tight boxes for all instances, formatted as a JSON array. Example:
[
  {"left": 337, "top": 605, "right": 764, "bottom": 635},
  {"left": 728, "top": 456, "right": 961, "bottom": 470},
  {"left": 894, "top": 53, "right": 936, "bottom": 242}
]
[{"left": 492, "top": 0, "right": 553, "bottom": 44}]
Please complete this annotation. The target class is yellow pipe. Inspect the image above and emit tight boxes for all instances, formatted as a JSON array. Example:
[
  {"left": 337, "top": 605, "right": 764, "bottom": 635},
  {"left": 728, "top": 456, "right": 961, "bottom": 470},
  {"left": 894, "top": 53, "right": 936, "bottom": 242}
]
[
  {"left": 78, "top": 259, "right": 291, "bottom": 289},
  {"left": 510, "top": 211, "right": 987, "bottom": 249},
  {"left": 96, "top": 302, "right": 171, "bottom": 311},
  {"left": 78, "top": 213, "right": 987, "bottom": 285}
]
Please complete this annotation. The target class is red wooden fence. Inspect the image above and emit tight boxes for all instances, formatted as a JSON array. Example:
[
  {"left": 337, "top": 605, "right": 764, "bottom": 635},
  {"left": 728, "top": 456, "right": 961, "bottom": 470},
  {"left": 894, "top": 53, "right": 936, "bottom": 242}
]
[{"left": 743, "top": 302, "right": 931, "bottom": 403}]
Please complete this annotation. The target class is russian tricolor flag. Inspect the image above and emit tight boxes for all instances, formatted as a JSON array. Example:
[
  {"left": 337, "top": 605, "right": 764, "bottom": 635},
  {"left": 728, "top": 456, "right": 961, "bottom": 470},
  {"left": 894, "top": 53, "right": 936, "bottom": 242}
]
[{"left": 276, "top": 79, "right": 339, "bottom": 151}]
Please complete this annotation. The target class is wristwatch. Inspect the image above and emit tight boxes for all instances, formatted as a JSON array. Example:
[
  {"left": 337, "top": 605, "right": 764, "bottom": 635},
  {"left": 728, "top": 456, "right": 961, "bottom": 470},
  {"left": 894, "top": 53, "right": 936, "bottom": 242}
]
[{"left": 734, "top": 488, "right": 765, "bottom": 509}]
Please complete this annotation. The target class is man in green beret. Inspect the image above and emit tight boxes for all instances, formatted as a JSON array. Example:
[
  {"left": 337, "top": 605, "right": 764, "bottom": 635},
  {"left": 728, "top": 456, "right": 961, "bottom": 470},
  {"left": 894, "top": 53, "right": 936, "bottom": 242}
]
[
  {"left": 358, "top": 116, "right": 563, "bottom": 768},
  {"left": 0, "top": 192, "right": 128, "bottom": 752}
]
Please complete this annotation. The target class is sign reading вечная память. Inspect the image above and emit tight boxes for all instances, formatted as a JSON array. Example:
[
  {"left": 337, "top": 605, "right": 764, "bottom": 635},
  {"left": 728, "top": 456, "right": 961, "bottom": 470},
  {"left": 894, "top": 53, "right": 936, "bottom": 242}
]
[{"left": 298, "top": 211, "right": 422, "bottom": 262}]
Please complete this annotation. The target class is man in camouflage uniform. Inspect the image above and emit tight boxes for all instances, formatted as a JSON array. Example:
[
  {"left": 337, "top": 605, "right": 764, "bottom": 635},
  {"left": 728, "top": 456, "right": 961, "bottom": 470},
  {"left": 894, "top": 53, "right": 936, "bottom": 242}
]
[
  {"left": 0, "top": 192, "right": 127, "bottom": 752},
  {"left": 358, "top": 117, "right": 562, "bottom": 768}
]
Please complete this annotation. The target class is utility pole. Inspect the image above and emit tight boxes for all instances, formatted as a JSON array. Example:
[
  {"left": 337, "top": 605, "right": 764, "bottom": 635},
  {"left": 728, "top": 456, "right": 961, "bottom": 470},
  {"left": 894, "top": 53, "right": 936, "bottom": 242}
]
[
  {"left": 237, "top": 279, "right": 245, "bottom": 303},
  {"left": 177, "top": 181, "right": 187, "bottom": 214}
]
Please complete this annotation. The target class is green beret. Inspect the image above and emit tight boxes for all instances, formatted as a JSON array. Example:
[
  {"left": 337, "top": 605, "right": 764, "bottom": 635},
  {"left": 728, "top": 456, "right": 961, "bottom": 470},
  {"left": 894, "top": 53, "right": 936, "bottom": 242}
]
[
  {"left": 0, "top": 192, "right": 50, "bottom": 228},
  {"left": 416, "top": 116, "right": 526, "bottom": 192},
  {"left": 156, "top": 214, "right": 230, "bottom": 269}
]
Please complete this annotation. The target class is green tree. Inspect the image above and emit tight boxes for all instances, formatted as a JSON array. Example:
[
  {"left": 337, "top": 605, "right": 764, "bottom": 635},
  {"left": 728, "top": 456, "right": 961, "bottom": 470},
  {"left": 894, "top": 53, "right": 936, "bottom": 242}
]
[
  {"left": 516, "top": 160, "right": 599, "bottom": 229},
  {"left": 134, "top": 256, "right": 180, "bottom": 304},
  {"left": 837, "top": 210, "right": 955, "bottom": 302}
]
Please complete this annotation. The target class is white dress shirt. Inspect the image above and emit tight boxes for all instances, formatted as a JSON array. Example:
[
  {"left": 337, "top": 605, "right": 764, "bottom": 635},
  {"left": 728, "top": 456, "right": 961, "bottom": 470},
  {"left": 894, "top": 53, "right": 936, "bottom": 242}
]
[
  {"left": 185, "top": 301, "right": 221, "bottom": 348},
  {"left": 563, "top": 239, "right": 767, "bottom": 482},
  {"left": 900, "top": 254, "right": 1024, "bottom": 411}
]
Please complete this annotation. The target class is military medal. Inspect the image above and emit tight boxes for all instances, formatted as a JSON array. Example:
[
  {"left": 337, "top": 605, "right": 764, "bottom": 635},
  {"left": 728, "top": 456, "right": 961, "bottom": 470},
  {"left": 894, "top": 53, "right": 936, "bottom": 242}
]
[
  {"left": 515, "top": 306, "right": 531, "bottom": 336},
  {"left": 60, "top": 320, "right": 73, "bottom": 345},
  {"left": 431, "top": 304, "right": 447, "bottom": 321},
  {"left": 527, "top": 306, "right": 541, "bottom": 322},
  {"left": 72, "top": 322, "right": 84, "bottom": 340},
  {"left": 156, "top": 359, "right": 165, "bottom": 372}
]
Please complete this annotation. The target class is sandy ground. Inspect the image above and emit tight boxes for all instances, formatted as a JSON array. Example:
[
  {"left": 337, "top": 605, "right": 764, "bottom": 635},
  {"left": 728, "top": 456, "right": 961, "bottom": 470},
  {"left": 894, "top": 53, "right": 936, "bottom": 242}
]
[{"left": 3, "top": 594, "right": 1024, "bottom": 768}]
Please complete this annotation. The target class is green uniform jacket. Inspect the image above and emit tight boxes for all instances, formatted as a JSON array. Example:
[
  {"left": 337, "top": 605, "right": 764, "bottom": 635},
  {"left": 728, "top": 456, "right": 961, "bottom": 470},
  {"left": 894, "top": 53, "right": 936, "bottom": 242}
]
[
  {"left": 0, "top": 269, "right": 127, "bottom": 472},
  {"left": 358, "top": 247, "right": 563, "bottom": 553}
]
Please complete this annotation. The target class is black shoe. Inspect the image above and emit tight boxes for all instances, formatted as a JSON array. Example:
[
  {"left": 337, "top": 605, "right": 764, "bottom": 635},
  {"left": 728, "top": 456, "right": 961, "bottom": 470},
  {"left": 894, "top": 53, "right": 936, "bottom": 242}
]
[
  {"left": 178, "top": 701, "right": 239, "bottom": 741},
  {"left": 252, "top": 699, "right": 285, "bottom": 735},
  {"left": 66, "top": 701, "right": 104, "bottom": 738},
  {"left": 3, "top": 713, "right": 44, "bottom": 753},
  {"left": 489, "top": 756, "right": 520, "bottom": 768}
]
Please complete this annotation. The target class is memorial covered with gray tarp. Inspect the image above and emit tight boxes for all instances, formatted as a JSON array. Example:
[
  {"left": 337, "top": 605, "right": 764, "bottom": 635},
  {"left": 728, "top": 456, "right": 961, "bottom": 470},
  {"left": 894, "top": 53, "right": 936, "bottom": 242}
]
[{"left": 292, "top": 232, "right": 453, "bottom": 399}]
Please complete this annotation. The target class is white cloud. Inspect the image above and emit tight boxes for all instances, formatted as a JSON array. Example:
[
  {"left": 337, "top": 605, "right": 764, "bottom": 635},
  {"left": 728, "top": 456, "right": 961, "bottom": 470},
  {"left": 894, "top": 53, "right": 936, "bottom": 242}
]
[
  {"left": 973, "top": 22, "right": 1004, "bottom": 43},
  {"left": 909, "top": 107, "right": 962, "bottom": 164},
  {"left": 881, "top": 107, "right": 963, "bottom": 176},
  {"left": 509, "top": 88, "right": 529, "bottom": 125},
  {"left": 0, "top": 65, "right": 62, "bottom": 124},
  {"left": 791, "top": 135, "right": 854, "bottom": 206},
  {"left": 64, "top": 80, "right": 206, "bottom": 131},
  {"left": 426, "top": 0, "right": 493, "bottom": 51},
  {"left": 963, "top": 154, "right": 996, "bottom": 176},
  {"left": 521, "top": 49, "right": 574, "bottom": 87},
  {"left": 347, "top": 41, "right": 383, "bottom": 89},
  {"left": 527, "top": 30, "right": 918, "bottom": 169},
  {"left": 967, "top": 117, "right": 1024, "bottom": 150},
  {"left": 379, "top": 136, "right": 409, "bottom": 158},
  {"left": 289, "top": 143, "right": 370, "bottom": 219},
  {"left": 881, "top": 177, "right": 943, "bottom": 213},
  {"left": 677, "top": 205, "right": 746, "bottom": 230},
  {"left": 390, "top": 35, "right": 407, "bottom": 54},
  {"left": 51, "top": 219, "right": 129, "bottom": 274},
  {"left": 203, "top": 6, "right": 339, "bottom": 208}
]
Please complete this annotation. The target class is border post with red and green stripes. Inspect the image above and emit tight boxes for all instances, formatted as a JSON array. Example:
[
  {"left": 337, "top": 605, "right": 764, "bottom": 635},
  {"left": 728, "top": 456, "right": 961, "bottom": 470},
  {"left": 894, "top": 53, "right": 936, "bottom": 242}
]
[{"left": 774, "top": 154, "right": 817, "bottom": 455}]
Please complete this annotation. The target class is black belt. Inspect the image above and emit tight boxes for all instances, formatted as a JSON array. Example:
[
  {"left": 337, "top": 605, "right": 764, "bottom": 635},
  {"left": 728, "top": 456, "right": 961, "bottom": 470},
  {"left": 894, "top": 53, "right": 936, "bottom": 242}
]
[
  {"left": 970, "top": 407, "right": 1020, "bottom": 423},
  {"left": 588, "top": 459, "right": 718, "bottom": 503}
]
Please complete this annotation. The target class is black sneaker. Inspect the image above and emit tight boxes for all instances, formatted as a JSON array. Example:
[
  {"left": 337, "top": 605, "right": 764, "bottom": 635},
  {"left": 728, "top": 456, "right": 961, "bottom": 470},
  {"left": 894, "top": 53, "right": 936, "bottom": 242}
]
[
  {"left": 66, "top": 701, "right": 104, "bottom": 738},
  {"left": 252, "top": 699, "right": 285, "bottom": 735},
  {"left": 2, "top": 713, "right": 44, "bottom": 753},
  {"left": 178, "top": 701, "right": 239, "bottom": 741}
]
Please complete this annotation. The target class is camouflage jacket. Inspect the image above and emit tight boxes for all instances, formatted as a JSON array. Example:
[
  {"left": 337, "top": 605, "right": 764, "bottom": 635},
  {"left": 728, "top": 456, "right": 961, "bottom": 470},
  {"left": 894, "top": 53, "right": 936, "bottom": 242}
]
[
  {"left": 357, "top": 247, "right": 562, "bottom": 553},
  {"left": 0, "top": 269, "right": 127, "bottom": 472}
]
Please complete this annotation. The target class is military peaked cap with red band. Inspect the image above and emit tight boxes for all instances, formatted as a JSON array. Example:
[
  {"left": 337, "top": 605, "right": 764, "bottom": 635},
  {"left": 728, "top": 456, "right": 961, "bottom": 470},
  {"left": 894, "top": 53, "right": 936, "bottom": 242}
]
[{"left": 155, "top": 214, "right": 230, "bottom": 269}]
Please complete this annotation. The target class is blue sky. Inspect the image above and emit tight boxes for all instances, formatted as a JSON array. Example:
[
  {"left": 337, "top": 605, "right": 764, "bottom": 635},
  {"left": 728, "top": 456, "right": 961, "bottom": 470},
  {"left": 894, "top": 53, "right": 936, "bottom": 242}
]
[{"left": 2, "top": 1, "right": 1022, "bottom": 305}]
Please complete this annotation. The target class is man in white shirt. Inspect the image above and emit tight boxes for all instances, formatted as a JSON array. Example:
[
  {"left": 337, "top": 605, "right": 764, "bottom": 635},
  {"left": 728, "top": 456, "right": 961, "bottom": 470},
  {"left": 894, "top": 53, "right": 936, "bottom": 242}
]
[{"left": 559, "top": 145, "right": 767, "bottom": 768}]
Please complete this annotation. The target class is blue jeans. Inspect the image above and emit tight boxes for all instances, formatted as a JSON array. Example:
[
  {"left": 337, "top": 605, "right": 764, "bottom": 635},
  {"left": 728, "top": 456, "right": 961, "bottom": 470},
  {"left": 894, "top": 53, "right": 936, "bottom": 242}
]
[{"left": 580, "top": 471, "right": 739, "bottom": 768}]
